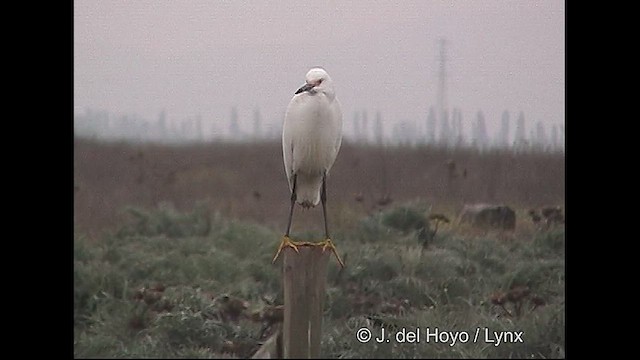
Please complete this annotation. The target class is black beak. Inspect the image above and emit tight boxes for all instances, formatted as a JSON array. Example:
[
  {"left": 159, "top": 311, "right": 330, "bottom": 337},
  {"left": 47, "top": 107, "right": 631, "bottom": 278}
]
[{"left": 295, "top": 83, "right": 315, "bottom": 95}]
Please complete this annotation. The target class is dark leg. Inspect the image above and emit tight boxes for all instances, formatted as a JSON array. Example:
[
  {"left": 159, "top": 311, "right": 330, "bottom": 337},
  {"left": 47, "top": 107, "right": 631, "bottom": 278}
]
[
  {"left": 273, "top": 174, "right": 300, "bottom": 264},
  {"left": 317, "top": 173, "right": 344, "bottom": 268},
  {"left": 321, "top": 173, "right": 330, "bottom": 239},
  {"left": 285, "top": 174, "right": 297, "bottom": 237}
]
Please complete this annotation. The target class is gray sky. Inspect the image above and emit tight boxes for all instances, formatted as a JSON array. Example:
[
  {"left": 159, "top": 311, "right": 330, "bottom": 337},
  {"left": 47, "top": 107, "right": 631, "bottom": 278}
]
[{"left": 74, "top": 0, "right": 564, "bottom": 139}]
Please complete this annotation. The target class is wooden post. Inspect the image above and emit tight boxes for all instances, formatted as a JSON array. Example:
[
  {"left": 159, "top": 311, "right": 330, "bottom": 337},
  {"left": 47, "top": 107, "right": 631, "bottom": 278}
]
[{"left": 282, "top": 245, "right": 330, "bottom": 358}]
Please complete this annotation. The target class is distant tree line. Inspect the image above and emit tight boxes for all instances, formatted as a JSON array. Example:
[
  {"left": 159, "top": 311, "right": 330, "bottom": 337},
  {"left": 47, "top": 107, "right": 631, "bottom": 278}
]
[{"left": 74, "top": 106, "right": 564, "bottom": 152}]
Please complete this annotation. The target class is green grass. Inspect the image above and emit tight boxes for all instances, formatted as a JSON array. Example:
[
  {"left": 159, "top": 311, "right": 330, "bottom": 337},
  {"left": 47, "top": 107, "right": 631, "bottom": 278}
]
[{"left": 74, "top": 202, "right": 565, "bottom": 358}]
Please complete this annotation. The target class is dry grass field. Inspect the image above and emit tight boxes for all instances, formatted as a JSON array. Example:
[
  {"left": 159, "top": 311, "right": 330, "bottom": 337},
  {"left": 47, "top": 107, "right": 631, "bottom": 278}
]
[{"left": 73, "top": 137, "right": 564, "bottom": 238}]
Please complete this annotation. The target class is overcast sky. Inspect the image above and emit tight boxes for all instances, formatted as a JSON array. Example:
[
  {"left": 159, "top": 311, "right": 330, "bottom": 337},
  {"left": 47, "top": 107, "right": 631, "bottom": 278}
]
[{"left": 74, "top": 0, "right": 564, "bottom": 139}]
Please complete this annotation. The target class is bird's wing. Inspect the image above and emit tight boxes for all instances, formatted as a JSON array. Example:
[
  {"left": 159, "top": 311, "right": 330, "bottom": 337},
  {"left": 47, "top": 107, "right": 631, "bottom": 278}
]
[
  {"left": 328, "top": 97, "right": 343, "bottom": 172},
  {"left": 282, "top": 104, "right": 295, "bottom": 193}
]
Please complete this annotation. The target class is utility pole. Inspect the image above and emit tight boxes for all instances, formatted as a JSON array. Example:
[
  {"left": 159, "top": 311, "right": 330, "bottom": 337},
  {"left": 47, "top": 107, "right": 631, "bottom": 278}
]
[
  {"left": 253, "top": 107, "right": 262, "bottom": 141},
  {"left": 230, "top": 106, "right": 240, "bottom": 140},
  {"left": 436, "top": 38, "right": 448, "bottom": 145}
]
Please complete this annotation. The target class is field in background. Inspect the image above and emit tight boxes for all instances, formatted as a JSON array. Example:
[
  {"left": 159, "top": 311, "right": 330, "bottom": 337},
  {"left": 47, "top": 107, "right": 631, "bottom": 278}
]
[
  {"left": 73, "top": 137, "right": 564, "bottom": 238},
  {"left": 73, "top": 137, "right": 565, "bottom": 358}
]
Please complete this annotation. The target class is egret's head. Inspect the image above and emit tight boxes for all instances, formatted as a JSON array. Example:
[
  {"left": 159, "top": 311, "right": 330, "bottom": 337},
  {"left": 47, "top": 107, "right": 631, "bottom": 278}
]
[{"left": 295, "top": 67, "right": 334, "bottom": 97}]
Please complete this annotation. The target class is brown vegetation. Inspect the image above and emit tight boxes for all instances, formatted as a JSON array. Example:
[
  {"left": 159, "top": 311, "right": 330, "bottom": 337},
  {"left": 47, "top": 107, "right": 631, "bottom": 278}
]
[
  {"left": 74, "top": 137, "right": 564, "bottom": 237},
  {"left": 490, "top": 285, "right": 545, "bottom": 318}
]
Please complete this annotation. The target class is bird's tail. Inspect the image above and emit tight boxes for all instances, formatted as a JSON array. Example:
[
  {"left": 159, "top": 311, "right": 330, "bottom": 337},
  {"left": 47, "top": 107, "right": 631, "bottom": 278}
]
[{"left": 295, "top": 173, "right": 322, "bottom": 208}]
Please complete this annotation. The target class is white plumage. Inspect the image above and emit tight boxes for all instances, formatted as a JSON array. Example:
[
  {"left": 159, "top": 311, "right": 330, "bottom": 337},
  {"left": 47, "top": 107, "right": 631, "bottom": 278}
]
[
  {"left": 282, "top": 68, "right": 343, "bottom": 208},
  {"left": 272, "top": 67, "right": 346, "bottom": 267}
]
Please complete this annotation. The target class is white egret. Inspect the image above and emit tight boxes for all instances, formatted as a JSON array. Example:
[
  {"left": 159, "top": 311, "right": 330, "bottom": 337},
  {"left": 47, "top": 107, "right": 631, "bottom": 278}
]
[{"left": 272, "top": 67, "right": 344, "bottom": 267}]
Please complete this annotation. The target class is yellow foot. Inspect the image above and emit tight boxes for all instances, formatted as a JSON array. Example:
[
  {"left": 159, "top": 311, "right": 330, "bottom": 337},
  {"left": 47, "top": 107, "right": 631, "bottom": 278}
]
[
  {"left": 315, "top": 238, "right": 345, "bottom": 268},
  {"left": 272, "top": 235, "right": 299, "bottom": 264}
]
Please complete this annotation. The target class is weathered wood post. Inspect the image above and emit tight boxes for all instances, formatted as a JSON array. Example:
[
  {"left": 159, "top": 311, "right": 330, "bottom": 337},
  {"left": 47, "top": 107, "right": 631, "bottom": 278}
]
[{"left": 282, "top": 245, "right": 330, "bottom": 358}]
